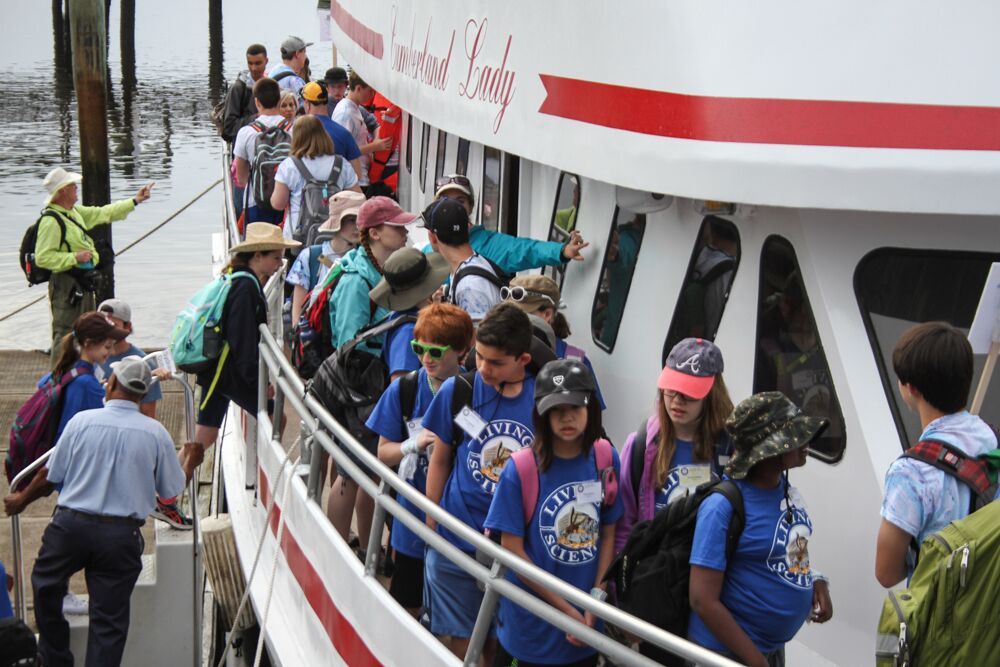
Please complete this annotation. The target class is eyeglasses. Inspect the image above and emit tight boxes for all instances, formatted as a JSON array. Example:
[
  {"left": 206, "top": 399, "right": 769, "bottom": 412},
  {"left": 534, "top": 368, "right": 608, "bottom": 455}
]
[
  {"left": 410, "top": 340, "right": 452, "bottom": 359},
  {"left": 662, "top": 390, "right": 699, "bottom": 405},
  {"left": 435, "top": 174, "right": 472, "bottom": 191},
  {"left": 500, "top": 286, "right": 556, "bottom": 307}
]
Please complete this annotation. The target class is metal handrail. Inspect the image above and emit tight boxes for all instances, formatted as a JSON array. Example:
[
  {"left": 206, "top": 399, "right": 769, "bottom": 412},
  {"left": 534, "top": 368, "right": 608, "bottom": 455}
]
[
  {"left": 9, "top": 448, "right": 56, "bottom": 620},
  {"left": 221, "top": 142, "right": 241, "bottom": 248},
  {"left": 255, "top": 324, "right": 739, "bottom": 667}
]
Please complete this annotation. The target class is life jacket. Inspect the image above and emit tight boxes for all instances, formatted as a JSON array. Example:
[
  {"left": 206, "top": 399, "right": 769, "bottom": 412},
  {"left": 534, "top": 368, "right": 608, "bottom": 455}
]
[{"left": 368, "top": 94, "right": 401, "bottom": 191}]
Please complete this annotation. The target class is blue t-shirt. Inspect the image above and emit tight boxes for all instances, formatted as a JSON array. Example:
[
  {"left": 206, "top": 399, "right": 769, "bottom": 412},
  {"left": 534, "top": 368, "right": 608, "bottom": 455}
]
[
  {"left": 0, "top": 559, "right": 12, "bottom": 618},
  {"left": 38, "top": 360, "right": 105, "bottom": 439},
  {"left": 100, "top": 345, "right": 163, "bottom": 405},
  {"left": 316, "top": 115, "right": 362, "bottom": 161},
  {"left": 365, "top": 368, "right": 435, "bottom": 558},
  {"left": 484, "top": 447, "right": 624, "bottom": 664},
  {"left": 688, "top": 479, "right": 814, "bottom": 654},
  {"left": 421, "top": 373, "right": 536, "bottom": 552},
  {"left": 383, "top": 310, "right": 420, "bottom": 377},
  {"left": 653, "top": 439, "right": 724, "bottom": 513}
]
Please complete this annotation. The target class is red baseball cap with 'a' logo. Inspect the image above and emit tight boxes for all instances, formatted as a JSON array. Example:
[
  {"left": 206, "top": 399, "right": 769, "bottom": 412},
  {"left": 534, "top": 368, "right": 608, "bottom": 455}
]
[{"left": 657, "top": 337, "right": 725, "bottom": 400}]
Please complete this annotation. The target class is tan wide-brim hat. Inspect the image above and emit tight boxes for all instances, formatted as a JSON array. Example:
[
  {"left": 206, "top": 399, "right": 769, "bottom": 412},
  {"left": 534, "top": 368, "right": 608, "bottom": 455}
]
[
  {"left": 43, "top": 167, "right": 82, "bottom": 205},
  {"left": 369, "top": 248, "right": 451, "bottom": 311},
  {"left": 317, "top": 191, "right": 367, "bottom": 234},
  {"left": 229, "top": 222, "right": 302, "bottom": 254}
]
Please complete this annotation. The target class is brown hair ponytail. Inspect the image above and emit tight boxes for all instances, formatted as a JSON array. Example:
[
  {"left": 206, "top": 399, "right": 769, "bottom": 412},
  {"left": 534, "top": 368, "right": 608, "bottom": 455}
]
[
  {"left": 360, "top": 228, "right": 384, "bottom": 275},
  {"left": 52, "top": 333, "right": 80, "bottom": 378}
]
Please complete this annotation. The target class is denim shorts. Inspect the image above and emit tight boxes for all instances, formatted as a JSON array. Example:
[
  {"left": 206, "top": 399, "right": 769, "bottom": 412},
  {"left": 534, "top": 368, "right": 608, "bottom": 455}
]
[{"left": 423, "top": 546, "right": 495, "bottom": 639}]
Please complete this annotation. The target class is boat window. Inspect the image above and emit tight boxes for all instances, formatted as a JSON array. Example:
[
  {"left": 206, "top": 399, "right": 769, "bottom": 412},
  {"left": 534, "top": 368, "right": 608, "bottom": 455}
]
[
  {"left": 855, "top": 248, "right": 1000, "bottom": 449},
  {"left": 500, "top": 153, "right": 519, "bottom": 237},
  {"left": 456, "top": 138, "right": 470, "bottom": 176},
  {"left": 662, "top": 215, "right": 741, "bottom": 361},
  {"left": 435, "top": 130, "right": 448, "bottom": 183},
  {"left": 542, "top": 172, "right": 581, "bottom": 288},
  {"left": 753, "top": 236, "right": 846, "bottom": 463},
  {"left": 591, "top": 208, "right": 647, "bottom": 352},
  {"left": 481, "top": 146, "right": 501, "bottom": 230},
  {"left": 405, "top": 114, "right": 412, "bottom": 174},
  {"left": 419, "top": 123, "right": 431, "bottom": 193}
]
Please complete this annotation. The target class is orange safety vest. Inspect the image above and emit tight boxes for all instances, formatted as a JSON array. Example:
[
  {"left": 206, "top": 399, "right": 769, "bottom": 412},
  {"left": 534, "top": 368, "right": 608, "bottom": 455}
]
[{"left": 369, "top": 93, "right": 401, "bottom": 191}]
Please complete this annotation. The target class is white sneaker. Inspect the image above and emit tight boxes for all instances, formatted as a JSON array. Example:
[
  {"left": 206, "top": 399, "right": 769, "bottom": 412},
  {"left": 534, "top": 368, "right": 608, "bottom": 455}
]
[{"left": 63, "top": 592, "right": 88, "bottom": 615}]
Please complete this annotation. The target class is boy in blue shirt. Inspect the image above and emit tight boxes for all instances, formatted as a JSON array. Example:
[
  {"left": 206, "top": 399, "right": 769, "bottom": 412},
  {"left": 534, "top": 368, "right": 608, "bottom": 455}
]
[
  {"left": 365, "top": 303, "right": 474, "bottom": 615},
  {"left": 689, "top": 392, "right": 833, "bottom": 667},
  {"left": 422, "top": 303, "right": 537, "bottom": 662}
]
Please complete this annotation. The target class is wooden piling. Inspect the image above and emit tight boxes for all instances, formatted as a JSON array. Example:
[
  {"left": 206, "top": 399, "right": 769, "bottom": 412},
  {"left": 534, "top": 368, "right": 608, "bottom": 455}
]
[
  {"left": 68, "top": 0, "right": 114, "bottom": 298},
  {"left": 208, "top": 0, "right": 224, "bottom": 106}
]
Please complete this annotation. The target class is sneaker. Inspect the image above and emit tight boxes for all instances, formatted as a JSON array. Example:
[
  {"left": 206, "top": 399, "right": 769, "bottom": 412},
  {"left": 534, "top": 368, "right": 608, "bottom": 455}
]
[
  {"left": 63, "top": 592, "right": 88, "bottom": 615},
  {"left": 152, "top": 497, "right": 193, "bottom": 530}
]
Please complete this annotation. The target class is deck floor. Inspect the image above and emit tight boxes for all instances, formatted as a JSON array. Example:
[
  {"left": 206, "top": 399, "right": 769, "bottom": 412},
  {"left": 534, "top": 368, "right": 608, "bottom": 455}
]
[{"left": 0, "top": 349, "right": 214, "bottom": 626}]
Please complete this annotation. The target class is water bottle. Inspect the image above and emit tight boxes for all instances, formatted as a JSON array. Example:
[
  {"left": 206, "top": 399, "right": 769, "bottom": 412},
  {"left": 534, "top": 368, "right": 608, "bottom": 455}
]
[{"left": 297, "top": 313, "right": 316, "bottom": 344}]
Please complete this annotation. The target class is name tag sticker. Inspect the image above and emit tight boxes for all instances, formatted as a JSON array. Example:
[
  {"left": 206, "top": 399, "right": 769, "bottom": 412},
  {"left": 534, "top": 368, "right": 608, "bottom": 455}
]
[
  {"left": 406, "top": 419, "right": 424, "bottom": 440},
  {"left": 576, "top": 480, "right": 603, "bottom": 505},
  {"left": 678, "top": 464, "right": 712, "bottom": 489},
  {"left": 454, "top": 406, "right": 487, "bottom": 440}
]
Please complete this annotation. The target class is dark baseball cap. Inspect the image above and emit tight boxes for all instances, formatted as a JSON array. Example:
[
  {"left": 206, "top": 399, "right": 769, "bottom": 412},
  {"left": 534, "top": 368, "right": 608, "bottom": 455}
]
[
  {"left": 324, "top": 67, "right": 348, "bottom": 84},
  {"left": 421, "top": 198, "right": 469, "bottom": 245},
  {"left": 658, "top": 337, "right": 724, "bottom": 400},
  {"left": 535, "top": 358, "right": 597, "bottom": 414}
]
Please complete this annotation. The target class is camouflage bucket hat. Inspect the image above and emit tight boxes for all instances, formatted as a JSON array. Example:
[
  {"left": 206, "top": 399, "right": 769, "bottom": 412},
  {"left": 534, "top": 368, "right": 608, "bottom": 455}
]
[{"left": 724, "top": 391, "right": 829, "bottom": 479}]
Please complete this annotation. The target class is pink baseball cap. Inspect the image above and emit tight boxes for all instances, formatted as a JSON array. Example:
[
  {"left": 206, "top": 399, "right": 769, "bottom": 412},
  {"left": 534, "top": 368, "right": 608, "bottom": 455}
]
[
  {"left": 357, "top": 196, "right": 419, "bottom": 230},
  {"left": 657, "top": 338, "right": 724, "bottom": 400}
]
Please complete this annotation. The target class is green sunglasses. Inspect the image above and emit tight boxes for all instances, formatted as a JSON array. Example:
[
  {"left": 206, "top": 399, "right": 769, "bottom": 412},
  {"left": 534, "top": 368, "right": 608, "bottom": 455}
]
[{"left": 410, "top": 340, "right": 452, "bottom": 359}]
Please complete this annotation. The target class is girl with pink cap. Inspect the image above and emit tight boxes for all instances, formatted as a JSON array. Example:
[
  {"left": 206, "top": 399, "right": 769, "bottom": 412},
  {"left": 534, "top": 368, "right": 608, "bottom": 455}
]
[{"left": 614, "top": 338, "right": 734, "bottom": 553}]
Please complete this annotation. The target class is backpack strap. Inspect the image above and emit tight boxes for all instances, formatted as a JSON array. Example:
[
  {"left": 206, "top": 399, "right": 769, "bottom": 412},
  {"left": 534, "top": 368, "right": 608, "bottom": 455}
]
[
  {"left": 39, "top": 208, "right": 71, "bottom": 252},
  {"left": 593, "top": 438, "right": 618, "bottom": 507},
  {"left": 272, "top": 70, "right": 295, "bottom": 83},
  {"left": 511, "top": 447, "right": 540, "bottom": 525},
  {"left": 449, "top": 370, "right": 478, "bottom": 453},
  {"left": 450, "top": 257, "right": 506, "bottom": 303},
  {"left": 562, "top": 343, "right": 586, "bottom": 361},
  {"left": 306, "top": 245, "right": 323, "bottom": 289},
  {"left": 711, "top": 480, "right": 746, "bottom": 562},
  {"left": 326, "top": 156, "right": 344, "bottom": 185},
  {"left": 630, "top": 417, "right": 649, "bottom": 504},
  {"left": 903, "top": 439, "right": 995, "bottom": 510},
  {"left": 398, "top": 370, "right": 420, "bottom": 428},
  {"left": 291, "top": 156, "right": 314, "bottom": 183}
]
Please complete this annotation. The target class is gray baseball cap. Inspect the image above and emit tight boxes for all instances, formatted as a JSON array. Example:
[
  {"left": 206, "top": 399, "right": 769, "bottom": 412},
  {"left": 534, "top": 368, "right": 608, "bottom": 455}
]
[
  {"left": 110, "top": 355, "right": 152, "bottom": 396},
  {"left": 281, "top": 36, "right": 312, "bottom": 54},
  {"left": 98, "top": 298, "right": 131, "bottom": 324}
]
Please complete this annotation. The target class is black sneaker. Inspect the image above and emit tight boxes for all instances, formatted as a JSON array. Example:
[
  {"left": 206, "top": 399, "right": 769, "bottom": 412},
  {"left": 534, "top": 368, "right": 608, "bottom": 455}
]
[{"left": 152, "top": 497, "right": 193, "bottom": 530}]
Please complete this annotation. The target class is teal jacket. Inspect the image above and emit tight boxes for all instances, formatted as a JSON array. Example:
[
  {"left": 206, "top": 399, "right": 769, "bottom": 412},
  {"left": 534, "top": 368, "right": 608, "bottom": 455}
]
[
  {"left": 468, "top": 227, "right": 566, "bottom": 274},
  {"left": 328, "top": 246, "right": 390, "bottom": 355}
]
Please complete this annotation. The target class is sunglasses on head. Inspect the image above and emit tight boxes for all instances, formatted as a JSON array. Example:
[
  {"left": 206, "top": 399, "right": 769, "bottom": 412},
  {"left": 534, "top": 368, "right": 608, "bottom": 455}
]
[
  {"left": 500, "top": 285, "right": 556, "bottom": 307},
  {"left": 435, "top": 174, "right": 472, "bottom": 191},
  {"left": 410, "top": 340, "right": 452, "bottom": 359}
]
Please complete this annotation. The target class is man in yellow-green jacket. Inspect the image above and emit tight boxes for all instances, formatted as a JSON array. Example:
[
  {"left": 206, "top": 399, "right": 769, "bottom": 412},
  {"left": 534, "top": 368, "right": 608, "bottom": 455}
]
[{"left": 36, "top": 168, "right": 153, "bottom": 360}]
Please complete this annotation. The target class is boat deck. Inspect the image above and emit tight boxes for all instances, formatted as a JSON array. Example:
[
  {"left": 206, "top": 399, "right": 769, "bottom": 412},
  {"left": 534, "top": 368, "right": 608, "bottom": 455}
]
[{"left": 0, "top": 349, "right": 214, "bottom": 627}]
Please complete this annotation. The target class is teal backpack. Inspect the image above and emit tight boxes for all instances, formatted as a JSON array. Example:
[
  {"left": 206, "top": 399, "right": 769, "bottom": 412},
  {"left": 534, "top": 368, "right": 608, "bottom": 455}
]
[{"left": 169, "top": 270, "right": 258, "bottom": 386}]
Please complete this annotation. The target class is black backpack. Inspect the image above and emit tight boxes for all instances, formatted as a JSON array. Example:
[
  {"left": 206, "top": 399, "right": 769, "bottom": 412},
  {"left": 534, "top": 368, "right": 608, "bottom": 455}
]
[
  {"left": 0, "top": 617, "right": 38, "bottom": 666},
  {"left": 308, "top": 314, "right": 418, "bottom": 456},
  {"left": 604, "top": 480, "right": 744, "bottom": 666},
  {"left": 18, "top": 208, "right": 111, "bottom": 286},
  {"left": 447, "top": 255, "right": 511, "bottom": 304}
]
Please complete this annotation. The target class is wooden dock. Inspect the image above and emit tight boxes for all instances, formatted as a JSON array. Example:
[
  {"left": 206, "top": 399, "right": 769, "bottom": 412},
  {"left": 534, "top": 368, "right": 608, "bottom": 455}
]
[{"left": 0, "top": 349, "right": 214, "bottom": 626}]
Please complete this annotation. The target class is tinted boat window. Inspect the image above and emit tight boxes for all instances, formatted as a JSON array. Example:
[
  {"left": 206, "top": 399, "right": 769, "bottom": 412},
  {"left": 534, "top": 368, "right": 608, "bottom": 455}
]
[
  {"left": 435, "top": 130, "right": 448, "bottom": 183},
  {"left": 662, "top": 215, "right": 740, "bottom": 361},
  {"left": 456, "top": 138, "right": 470, "bottom": 176},
  {"left": 591, "top": 207, "right": 646, "bottom": 352},
  {"left": 482, "top": 145, "right": 501, "bottom": 230},
  {"left": 419, "top": 123, "right": 431, "bottom": 193},
  {"left": 501, "top": 153, "right": 519, "bottom": 237},
  {"left": 542, "top": 172, "right": 580, "bottom": 288},
  {"left": 855, "top": 248, "right": 1000, "bottom": 448},
  {"left": 405, "top": 114, "right": 413, "bottom": 174},
  {"left": 754, "top": 236, "right": 846, "bottom": 462}
]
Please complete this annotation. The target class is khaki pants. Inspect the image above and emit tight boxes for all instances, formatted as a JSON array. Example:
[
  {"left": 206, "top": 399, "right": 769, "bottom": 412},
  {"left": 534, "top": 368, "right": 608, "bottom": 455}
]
[{"left": 48, "top": 271, "right": 96, "bottom": 362}]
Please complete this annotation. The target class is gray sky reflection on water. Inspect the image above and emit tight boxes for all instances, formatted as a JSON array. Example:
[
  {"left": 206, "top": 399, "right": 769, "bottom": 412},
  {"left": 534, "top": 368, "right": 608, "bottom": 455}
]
[{"left": 0, "top": 1, "right": 331, "bottom": 350}]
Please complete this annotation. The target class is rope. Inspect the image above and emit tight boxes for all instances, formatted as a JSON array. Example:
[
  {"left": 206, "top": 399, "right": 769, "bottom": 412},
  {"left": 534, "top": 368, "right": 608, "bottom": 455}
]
[{"left": 0, "top": 178, "right": 223, "bottom": 323}]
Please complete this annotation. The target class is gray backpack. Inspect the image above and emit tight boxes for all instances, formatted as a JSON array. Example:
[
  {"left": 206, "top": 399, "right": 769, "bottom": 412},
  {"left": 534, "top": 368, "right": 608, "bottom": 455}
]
[
  {"left": 291, "top": 156, "right": 345, "bottom": 247},
  {"left": 247, "top": 119, "right": 292, "bottom": 211}
]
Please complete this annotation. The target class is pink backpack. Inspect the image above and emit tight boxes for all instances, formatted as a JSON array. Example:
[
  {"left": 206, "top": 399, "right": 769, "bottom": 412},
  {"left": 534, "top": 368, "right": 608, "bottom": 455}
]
[
  {"left": 509, "top": 439, "right": 618, "bottom": 524},
  {"left": 5, "top": 367, "right": 91, "bottom": 491}
]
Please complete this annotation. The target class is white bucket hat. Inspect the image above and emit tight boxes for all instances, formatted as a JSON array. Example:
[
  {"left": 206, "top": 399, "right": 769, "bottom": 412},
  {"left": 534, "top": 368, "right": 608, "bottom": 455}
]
[
  {"left": 229, "top": 222, "right": 302, "bottom": 254},
  {"left": 317, "top": 190, "right": 366, "bottom": 234},
  {"left": 43, "top": 167, "right": 82, "bottom": 205}
]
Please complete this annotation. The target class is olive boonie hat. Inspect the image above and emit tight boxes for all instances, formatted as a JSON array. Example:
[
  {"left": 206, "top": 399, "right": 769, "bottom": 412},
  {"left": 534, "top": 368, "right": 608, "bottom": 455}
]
[
  {"left": 724, "top": 391, "right": 829, "bottom": 479},
  {"left": 534, "top": 358, "right": 596, "bottom": 414},
  {"left": 369, "top": 248, "right": 450, "bottom": 311}
]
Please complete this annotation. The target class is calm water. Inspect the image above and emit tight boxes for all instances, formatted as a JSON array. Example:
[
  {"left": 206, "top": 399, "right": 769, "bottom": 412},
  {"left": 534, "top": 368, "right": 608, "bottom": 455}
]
[{"left": 0, "top": 1, "right": 332, "bottom": 349}]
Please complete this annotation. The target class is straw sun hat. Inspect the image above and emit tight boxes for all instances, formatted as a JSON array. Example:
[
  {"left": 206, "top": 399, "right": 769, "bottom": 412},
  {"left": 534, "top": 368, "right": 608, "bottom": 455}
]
[{"left": 229, "top": 223, "right": 302, "bottom": 254}]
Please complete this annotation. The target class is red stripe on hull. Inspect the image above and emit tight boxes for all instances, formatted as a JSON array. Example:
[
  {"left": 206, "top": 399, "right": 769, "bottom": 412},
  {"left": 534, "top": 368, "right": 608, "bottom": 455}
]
[
  {"left": 258, "top": 469, "right": 384, "bottom": 667},
  {"left": 538, "top": 74, "right": 1000, "bottom": 150},
  {"left": 331, "top": 0, "right": 384, "bottom": 60}
]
